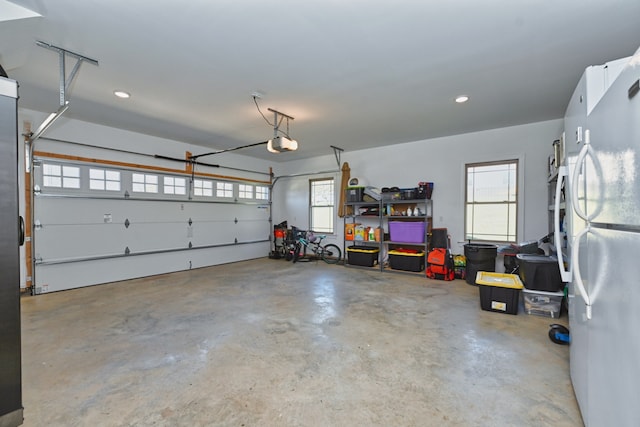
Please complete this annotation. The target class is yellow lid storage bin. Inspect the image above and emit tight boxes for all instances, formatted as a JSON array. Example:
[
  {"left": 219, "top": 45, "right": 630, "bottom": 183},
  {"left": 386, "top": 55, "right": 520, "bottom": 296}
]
[
  {"left": 346, "top": 246, "right": 380, "bottom": 267},
  {"left": 388, "top": 250, "right": 425, "bottom": 272},
  {"left": 475, "top": 272, "right": 523, "bottom": 315}
]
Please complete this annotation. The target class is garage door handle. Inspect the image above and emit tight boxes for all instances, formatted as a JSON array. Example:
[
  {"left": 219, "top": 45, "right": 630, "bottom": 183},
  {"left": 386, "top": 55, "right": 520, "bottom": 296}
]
[{"left": 19, "top": 215, "right": 25, "bottom": 246}]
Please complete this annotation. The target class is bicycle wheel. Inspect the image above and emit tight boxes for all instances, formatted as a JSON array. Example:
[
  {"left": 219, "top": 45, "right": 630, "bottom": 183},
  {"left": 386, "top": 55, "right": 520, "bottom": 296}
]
[
  {"left": 292, "top": 242, "right": 302, "bottom": 263},
  {"left": 321, "top": 244, "right": 342, "bottom": 264}
]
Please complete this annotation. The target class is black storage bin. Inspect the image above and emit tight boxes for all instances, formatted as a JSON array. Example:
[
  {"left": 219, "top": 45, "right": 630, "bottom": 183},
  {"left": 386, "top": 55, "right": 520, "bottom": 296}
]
[
  {"left": 464, "top": 243, "right": 497, "bottom": 285},
  {"left": 478, "top": 283, "right": 521, "bottom": 315},
  {"left": 516, "top": 254, "right": 563, "bottom": 292},
  {"left": 346, "top": 245, "right": 379, "bottom": 267},
  {"left": 388, "top": 250, "right": 425, "bottom": 272}
]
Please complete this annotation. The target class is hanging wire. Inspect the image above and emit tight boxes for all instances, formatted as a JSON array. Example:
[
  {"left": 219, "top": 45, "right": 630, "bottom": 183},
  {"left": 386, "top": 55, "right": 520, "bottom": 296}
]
[
  {"left": 253, "top": 96, "right": 291, "bottom": 139},
  {"left": 253, "top": 96, "right": 273, "bottom": 127}
]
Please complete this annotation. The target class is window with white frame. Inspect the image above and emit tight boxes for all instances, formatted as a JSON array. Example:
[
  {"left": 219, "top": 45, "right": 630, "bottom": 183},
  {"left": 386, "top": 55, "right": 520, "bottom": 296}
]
[
  {"left": 310, "top": 178, "right": 334, "bottom": 233},
  {"left": 132, "top": 173, "right": 159, "bottom": 193},
  {"left": 89, "top": 168, "right": 121, "bottom": 191},
  {"left": 238, "top": 184, "right": 253, "bottom": 199},
  {"left": 42, "top": 163, "right": 81, "bottom": 189},
  {"left": 163, "top": 176, "right": 186, "bottom": 195},
  {"left": 193, "top": 179, "right": 213, "bottom": 197},
  {"left": 255, "top": 185, "right": 269, "bottom": 200},
  {"left": 465, "top": 160, "right": 518, "bottom": 242},
  {"left": 216, "top": 182, "right": 234, "bottom": 198}
]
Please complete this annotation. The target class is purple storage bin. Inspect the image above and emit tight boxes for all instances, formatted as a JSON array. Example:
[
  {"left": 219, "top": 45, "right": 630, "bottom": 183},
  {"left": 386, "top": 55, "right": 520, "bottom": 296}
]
[{"left": 388, "top": 221, "right": 426, "bottom": 243}]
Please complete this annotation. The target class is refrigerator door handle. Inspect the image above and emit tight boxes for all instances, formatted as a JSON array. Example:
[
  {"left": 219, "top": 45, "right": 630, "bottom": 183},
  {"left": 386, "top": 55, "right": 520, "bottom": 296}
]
[
  {"left": 571, "top": 132, "right": 594, "bottom": 222},
  {"left": 554, "top": 166, "right": 571, "bottom": 282},
  {"left": 571, "top": 225, "right": 592, "bottom": 320}
]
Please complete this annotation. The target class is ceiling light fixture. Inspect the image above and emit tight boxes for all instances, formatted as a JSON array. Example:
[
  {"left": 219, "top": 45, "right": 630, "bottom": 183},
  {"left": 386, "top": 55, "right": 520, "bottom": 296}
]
[
  {"left": 455, "top": 95, "right": 469, "bottom": 103},
  {"left": 114, "top": 90, "right": 130, "bottom": 99}
]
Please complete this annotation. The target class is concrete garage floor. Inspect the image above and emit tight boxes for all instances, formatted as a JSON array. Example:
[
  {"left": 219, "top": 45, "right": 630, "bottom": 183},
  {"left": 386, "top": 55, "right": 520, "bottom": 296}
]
[{"left": 20, "top": 258, "right": 582, "bottom": 426}]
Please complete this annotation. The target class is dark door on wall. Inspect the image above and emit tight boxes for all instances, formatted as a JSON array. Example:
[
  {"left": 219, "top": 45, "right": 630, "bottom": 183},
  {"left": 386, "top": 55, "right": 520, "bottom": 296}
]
[{"left": 0, "top": 78, "right": 24, "bottom": 426}]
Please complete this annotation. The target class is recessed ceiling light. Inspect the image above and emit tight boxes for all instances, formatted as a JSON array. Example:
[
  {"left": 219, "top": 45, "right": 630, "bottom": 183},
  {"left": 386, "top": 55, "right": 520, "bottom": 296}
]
[
  {"left": 114, "top": 90, "right": 130, "bottom": 99},
  {"left": 455, "top": 95, "right": 469, "bottom": 103}
]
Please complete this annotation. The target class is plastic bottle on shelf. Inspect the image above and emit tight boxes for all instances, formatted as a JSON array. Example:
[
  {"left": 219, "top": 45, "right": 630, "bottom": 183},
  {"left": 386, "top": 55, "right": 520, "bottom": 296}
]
[{"left": 374, "top": 227, "right": 381, "bottom": 242}]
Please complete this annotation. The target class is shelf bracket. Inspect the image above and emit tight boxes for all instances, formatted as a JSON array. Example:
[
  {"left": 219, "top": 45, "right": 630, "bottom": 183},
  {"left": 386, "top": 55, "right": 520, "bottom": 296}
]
[{"left": 330, "top": 145, "right": 344, "bottom": 168}]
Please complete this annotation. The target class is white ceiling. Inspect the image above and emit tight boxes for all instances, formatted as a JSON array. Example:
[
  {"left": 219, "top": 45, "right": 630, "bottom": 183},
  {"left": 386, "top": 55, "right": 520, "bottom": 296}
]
[{"left": 2, "top": 0, "right": 640, "bottom": 162}]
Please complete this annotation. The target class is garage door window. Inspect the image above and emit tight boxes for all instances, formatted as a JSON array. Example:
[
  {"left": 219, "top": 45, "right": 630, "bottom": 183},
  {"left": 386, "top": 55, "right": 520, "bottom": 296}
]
[
  {"left": 193, "top": 179, "right": 213, "bottom": 197},
  {"left": 89, "top": 168, "right": 121, "bottom": 191},
  {"left": 132, "top": 173, "right": 158, "bottom": 193},
  {"left": 43, "top": 163, "right": 81, "bottom": 189},
  {"left": 164, "top": 176, "right": 186, "bottom": 195},
  {"left": 255, "top": 186, "right": 269, "bottom": 200},
  {"left": 238, "top": 184, "right": 253, "bottom": 199},
  {"left": 216, "top": 182, "right": 234, "bottom": 198}
]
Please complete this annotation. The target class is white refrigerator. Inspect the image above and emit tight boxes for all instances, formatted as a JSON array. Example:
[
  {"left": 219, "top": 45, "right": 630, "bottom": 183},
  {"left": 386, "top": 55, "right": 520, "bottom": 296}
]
[{"left": 561, "top": 49, "right": 640, "bottom": 426}]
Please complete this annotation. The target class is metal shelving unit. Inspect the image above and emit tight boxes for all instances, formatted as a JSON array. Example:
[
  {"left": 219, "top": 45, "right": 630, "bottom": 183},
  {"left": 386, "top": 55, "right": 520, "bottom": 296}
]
[
  {"left": 343, "top": 200, "right": 383, "bottom": 271},
  {"left": 381, "top": 198, "right": 432, "bottom": 276},
  {"left": 343, "top": 197, "right": 433, "bottom": 276}
]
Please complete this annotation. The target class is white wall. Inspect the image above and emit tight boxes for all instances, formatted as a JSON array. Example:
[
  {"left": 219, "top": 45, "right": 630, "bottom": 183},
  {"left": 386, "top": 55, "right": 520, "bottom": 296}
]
[
  {"left": 17, "top": 108, "right": 563, "bottom": 288},
  {"left": 272, "top": 119, "right": 564, "bottom": 255}
]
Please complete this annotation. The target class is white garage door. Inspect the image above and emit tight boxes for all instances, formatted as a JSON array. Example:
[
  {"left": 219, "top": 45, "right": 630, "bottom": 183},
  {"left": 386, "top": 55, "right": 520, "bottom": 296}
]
[{"left": 32, "top": 158, "right": 271, "bottom": 293}]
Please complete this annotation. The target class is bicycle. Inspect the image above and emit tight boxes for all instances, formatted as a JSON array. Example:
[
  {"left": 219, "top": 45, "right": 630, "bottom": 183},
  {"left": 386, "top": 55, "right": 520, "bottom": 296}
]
[{"left": 291, "top": 230, "right": 342, "bottom": 264}]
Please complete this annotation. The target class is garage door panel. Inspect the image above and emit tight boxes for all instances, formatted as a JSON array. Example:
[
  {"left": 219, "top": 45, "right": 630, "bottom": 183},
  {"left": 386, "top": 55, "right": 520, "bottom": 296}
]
[
  {"left": 189, "top": 221, "right": 239, "bottom": 246},
  {"left": 34, "top": 223, "right": 128, "bottom": 260},
  {"left": 125, "top": 223, "right": 190, "bottom": 252}
]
